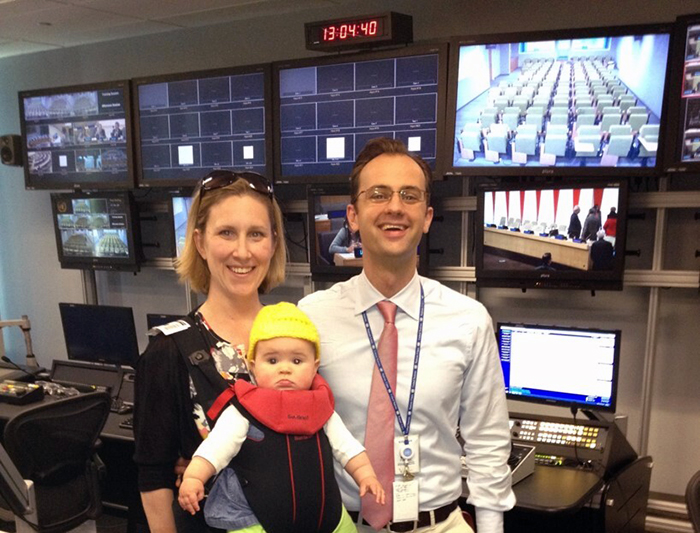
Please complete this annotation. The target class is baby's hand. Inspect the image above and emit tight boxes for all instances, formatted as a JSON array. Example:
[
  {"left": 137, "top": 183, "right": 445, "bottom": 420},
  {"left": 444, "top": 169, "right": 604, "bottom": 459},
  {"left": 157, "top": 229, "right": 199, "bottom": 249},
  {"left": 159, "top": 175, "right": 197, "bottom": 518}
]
[
  {"left": 178, "top": 478, "right": 205, "bottom": 515},
  {"left": 359, "top": 476, "right": 386, "bottom": 505}
]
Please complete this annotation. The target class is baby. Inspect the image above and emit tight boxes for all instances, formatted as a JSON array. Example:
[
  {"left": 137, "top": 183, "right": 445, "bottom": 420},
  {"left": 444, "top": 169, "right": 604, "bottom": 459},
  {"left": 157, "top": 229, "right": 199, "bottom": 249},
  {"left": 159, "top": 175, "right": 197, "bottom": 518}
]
[{"left": 178, "top": 302, "right": 384, "bottom": 533}]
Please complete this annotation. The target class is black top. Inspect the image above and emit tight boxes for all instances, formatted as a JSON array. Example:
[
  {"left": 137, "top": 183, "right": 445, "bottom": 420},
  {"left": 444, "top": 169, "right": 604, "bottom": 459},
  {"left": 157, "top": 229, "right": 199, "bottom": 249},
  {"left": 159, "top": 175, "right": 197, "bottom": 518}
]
[{"left": 133, "top": 333, "right": 203, "bottom": 491}]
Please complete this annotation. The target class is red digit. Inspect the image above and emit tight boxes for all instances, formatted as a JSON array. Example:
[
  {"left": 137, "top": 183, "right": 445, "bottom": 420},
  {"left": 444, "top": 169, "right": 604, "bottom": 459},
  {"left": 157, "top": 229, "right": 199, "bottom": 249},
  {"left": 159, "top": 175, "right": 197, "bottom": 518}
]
[{"left": 369, "top": 20, "right": 377, "bottom": 35}]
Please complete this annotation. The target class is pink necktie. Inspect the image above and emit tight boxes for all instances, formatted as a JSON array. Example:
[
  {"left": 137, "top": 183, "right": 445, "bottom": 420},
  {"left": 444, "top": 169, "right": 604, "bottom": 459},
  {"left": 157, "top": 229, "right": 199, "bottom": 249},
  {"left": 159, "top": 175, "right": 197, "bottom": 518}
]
[{"left": 362, "top": 301, "right": 398, "bottom": 530}]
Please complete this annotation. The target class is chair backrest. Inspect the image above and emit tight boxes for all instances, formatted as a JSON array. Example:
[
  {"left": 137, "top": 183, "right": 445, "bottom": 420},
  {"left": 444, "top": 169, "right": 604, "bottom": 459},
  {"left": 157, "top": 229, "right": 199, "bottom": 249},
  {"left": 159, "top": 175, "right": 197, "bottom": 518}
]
[
  {"left": 687, "top": 470, "right": 700, "bottom": 533},
  {"left": 4, "top": 392, "right": 111, "bottom": 533}
]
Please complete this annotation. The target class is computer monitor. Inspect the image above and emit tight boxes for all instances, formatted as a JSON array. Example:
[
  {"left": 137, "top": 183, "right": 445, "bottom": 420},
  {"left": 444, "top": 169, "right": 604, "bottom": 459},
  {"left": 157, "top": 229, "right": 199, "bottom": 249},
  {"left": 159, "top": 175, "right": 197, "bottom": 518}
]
[
  {"left": 132, "top": 64, "right": 273, "bottom": 188},
  {"left": 59, "top": 303, "right": 140, "bottom": 367},
  {"left": 170, "top": 195, "right": 194, "bottom": 258},
  {"left": 19, "top": 80, "right": 134, "bottom": 190},
  {"left": 662, "top": 13, "right": 700, "bottom": 174},
  {"left": 475, "top": 177, "right": 628, "bottom": 291},
  {"left": 307, "top": 184, "right": 429, "bottom": 281},
  {"left": 273, "top": 42, "right": 448, "bottom": 183},
  {"left": 498, "top": 322, "right": 621, "bottom": 413},
  {"left": 50, "top": 191, "right": 141, "bottom": 272},
  {"left": 444, "top": 24, "right": 672, "bottom": 177}
]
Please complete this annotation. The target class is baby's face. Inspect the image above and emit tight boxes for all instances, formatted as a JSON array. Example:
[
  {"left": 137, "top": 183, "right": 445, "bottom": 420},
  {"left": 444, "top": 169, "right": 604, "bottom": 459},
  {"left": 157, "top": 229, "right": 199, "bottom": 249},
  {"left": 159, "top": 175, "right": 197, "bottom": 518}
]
[{"left": 249, "top": 337, "right": 319, "bottom": 390}]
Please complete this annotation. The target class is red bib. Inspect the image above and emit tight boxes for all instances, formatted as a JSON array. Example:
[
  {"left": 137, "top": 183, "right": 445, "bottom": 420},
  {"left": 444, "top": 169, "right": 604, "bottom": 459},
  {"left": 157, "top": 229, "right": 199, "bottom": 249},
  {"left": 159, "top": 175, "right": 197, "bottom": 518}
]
[{"left": 233, "top": 374, "right": 335, "bottom": 435}]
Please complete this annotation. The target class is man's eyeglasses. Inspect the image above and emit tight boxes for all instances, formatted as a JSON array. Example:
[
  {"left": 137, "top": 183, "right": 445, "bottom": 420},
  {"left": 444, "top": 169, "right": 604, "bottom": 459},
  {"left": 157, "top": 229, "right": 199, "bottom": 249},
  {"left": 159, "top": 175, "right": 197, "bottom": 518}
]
[
  {"left": 354, "top": 186, "right": 429, "bottom": 205},
  {"left": 197, "top": 170, "right": 274, "bottom": 200}
]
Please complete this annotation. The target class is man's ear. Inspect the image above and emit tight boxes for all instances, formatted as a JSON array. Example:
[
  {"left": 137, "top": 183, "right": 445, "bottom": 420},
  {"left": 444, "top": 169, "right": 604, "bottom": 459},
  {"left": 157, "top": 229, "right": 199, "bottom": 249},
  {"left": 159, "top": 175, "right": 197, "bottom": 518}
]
[
  {"left": 423, "top": 205, "right": 434, "bottom": 234},
  {"left": 347, "top": 203, "right": 360, "bottom": 233}
]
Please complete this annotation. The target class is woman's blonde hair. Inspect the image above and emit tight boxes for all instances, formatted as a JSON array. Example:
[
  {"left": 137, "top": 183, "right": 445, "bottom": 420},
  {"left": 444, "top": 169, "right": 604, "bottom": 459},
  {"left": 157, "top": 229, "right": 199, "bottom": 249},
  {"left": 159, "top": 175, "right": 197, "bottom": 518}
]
[{"left": 175, "top": 179, "right": 286, "bottom": 294}]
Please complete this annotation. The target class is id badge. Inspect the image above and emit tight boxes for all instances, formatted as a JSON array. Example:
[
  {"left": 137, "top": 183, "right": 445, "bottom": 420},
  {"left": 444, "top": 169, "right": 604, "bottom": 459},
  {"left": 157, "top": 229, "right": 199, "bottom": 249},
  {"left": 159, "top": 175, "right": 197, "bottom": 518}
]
[
  {"left": 394, "top": 435, "right": 420, "bottom": 476},
  {"left": 393, "top": 479, "right": 419, "bottom": 522}
]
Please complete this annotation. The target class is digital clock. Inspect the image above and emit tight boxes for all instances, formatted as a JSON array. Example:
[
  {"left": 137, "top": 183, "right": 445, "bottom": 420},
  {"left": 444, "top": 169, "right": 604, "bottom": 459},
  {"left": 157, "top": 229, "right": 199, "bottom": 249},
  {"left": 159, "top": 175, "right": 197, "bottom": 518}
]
[{"left": 305, "top": 12, "right": 413, "bottom": 52}]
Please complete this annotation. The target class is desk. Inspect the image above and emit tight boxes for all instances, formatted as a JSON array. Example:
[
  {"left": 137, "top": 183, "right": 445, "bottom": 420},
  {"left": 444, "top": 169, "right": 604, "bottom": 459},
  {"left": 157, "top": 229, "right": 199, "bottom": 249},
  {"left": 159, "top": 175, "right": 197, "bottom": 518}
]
[
  {"left": 484, "top": 227, "right": 591, "bottom": 270},
  {"left": 333, "top": 252, "right": 363, "bottom": 267},
  {"left": 511, "top": 465, "right": 603, "bottom": 513}
]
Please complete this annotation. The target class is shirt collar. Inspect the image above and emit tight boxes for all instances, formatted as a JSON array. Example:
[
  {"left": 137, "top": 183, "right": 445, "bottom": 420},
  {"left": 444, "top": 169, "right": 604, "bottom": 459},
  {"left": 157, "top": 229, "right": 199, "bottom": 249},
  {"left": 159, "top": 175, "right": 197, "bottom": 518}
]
[{"left": 354, "top": 270, "right": 422, "bottom": 321}]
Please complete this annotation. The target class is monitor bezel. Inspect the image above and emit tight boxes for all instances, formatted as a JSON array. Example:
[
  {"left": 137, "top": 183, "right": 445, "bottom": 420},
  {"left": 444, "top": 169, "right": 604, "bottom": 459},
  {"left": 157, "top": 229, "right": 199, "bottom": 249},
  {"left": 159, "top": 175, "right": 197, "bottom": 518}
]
[
  {"left": 58, "top": 302, "right": 140, "bottom": 368},
  {"left": 19, "top": 79, "right": 135, "bottom": 191},
  {"left": 497, "top": 321, "right": 621, "bottom": 413},
  {"left": 475, "top": 177, "right": 629, "bottom": 291},
  {"left": 662, "top": 12, "right": 700, "bottom": 175},
  {"left": 273, "top": 41, "right": 449, "bottom": 184},
  {"left": 443, "top": 23, "right": 674, "bottom": 178},
  {"left": 132, "top": 63, "right": 274, "bottom": 188},
  {"left": 50, "top": 190, "right": 142, "bottom": 272}
]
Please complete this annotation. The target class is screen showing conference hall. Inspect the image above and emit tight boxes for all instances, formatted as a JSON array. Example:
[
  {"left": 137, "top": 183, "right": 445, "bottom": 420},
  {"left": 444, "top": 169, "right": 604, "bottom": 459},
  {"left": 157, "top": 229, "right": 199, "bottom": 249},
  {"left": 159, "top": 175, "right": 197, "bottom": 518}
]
[
  {"left": 447, "top": 26, "right": 671, "bottom": 175},
  {"left": 20, "top": 81, "right": 132, "bottom": 189},
  {"left": 275, "top": 44, "right": 446, "bottom": 182},
  {"left": 134, "top": 66, "right": 271, "bottom": 187}
]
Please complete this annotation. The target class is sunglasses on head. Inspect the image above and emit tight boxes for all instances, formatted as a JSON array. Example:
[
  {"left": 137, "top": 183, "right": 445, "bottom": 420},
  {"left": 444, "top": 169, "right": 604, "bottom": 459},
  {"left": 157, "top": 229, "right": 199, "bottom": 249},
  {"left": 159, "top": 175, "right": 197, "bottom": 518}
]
[{"left": 197, "top": 170, "right": 274, "bottom": 199}]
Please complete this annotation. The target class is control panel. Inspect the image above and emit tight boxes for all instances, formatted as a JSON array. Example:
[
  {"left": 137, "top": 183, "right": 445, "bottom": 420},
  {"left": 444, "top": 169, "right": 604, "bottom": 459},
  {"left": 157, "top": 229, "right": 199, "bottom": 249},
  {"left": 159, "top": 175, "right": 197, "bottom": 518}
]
[
  {"left": 511, "top": 417, "right": 606, "bottom": 450},
  {"left": 0, "top": 380, "right": 44, "bottom": 405}
]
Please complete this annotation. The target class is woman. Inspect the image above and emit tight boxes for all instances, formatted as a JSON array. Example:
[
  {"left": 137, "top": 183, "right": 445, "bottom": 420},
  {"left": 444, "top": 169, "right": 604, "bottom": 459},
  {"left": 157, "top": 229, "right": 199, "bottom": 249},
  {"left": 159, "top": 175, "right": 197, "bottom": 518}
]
[
  {"left": 328, "top": 217, "right": 361, "bottom": 255},
  {"left": 134, "top": 170, "right": 286, "bottom": 533}
]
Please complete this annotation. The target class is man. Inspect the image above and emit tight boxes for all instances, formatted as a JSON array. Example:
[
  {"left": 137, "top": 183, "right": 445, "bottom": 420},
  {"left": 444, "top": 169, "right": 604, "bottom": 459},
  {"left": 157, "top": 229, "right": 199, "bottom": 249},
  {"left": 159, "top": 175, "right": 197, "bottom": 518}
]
[
  {"left": 568, "top": 205, "right": 582, "bottom": 240},
  {"left": 535, "top": 252, "right": 555, "bottom": 271},
  {"left": 299, "top": 138, "right": 515, "bottom": 533},
  {"left": 590, "top": 229, "right": 614, "bottom": 270}
]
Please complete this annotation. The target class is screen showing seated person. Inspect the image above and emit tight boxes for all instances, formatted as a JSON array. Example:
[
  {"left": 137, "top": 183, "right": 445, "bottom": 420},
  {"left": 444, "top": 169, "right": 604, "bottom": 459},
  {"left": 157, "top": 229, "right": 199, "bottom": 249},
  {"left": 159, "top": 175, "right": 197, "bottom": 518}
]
[
  {"left": 21, "top": 82, "right": 132, "bottom": 189},
  {"left": 449, "top": 29, "right": 670, "bottom": 173},
  {"left": 136, "top": 70, "right": 269, "bottom": 186},
  {"left": 498, "top": 322, "right": 620, "bottom": 411},
  {"left": 51, "top": 192, "right": 139, "bottom": 271},
  {"left": 310, "top": 191, "right": 362, "bottom": 271},
  {"left": 59, "top": 303, "right": 140, "bottom": 367},
  {"left": 678, "top": 23, "right": 700, "bottom": 163},
  {"left": 277, "top": 45, "right": 445, "bottom": 182}
]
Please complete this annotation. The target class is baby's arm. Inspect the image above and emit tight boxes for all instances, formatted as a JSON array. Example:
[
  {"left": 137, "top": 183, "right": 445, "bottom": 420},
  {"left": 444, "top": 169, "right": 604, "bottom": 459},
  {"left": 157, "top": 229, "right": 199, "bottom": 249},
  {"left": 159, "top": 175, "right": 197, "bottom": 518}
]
[
  {"left": 178, "top": 457, "right": 216, "bottom": 514},
  {"left": 345, "top": 451, "right": 385, "bottom": 504},
  {"left": 325, "top": 411, "right": 386, "bottom": 504},
  {"left": 177, "top": 404, "right": 250, "bottom": 515}
]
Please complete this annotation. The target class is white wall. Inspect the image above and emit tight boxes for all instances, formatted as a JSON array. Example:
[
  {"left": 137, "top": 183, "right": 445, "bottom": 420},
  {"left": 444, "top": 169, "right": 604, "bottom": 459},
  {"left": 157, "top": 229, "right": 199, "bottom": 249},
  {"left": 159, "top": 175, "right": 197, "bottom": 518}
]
[{"left": 0, "top": 0, "right": 699, "bottom": 497}]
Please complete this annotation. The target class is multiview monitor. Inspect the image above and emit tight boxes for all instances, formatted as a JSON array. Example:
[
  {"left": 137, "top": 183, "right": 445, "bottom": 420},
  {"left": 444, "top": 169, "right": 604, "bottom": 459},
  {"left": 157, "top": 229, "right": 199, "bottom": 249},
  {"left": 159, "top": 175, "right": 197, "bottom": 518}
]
[
  {"left": 133, "top": 64, "right": 273, "bottom": 187},
  {"left": 50, "top": 191, "right": 141, "bottom": 271},
  {"left": 475, "top": 178, "right": 629, "bottom": 290},
  {"left": 19, "top": 80, "right": 134, "bottom": 190},
  {"left": 274, "top": 43, "right": 447, "bottom": 183},
  {"left": 498, "top": 322, "right": 621, "bottom": 413},
  {"left": 59, "top": 303, "right": 140, "bottom": 367},
  {"left": 663, "top": 13, "right": 700, "bottom": 174},
  {"left": 445, "top": 25, "right": 672, "bottom": 177}
]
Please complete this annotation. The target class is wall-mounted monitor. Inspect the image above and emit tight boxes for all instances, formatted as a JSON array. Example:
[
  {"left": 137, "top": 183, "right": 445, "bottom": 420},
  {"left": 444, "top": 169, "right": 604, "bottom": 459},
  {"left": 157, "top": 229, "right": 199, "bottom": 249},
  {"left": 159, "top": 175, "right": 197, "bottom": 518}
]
[
  {"left": 274, "top": 43, "right": 447, "bottom": 184},
  {"left": 59, "top": 303, "right": 140, "bottom": 367},
  {"left": 170, "top": 194, "right": 194, "bottom": 257},
  {"left": 307, "top": 184, "right": 429, "bottom": 281},
  {"left": 663, "top": 13, "right": 700, "bottom": 175},
  {"left": 444, "top": 25, "right": 672, "bottom": 177},
  {"left": 133, "top": 64, "right": 272, "bottom": 188},
  {"left": 498, "top": 322, "right": 621, "bottom": 413},
  {"left": 50, "top": 191, "right": 141, "bottom": 271},
  {"left": 19, "top": 80, "right": 134, "bottom": 190},
  {"left": 475, "top": 178, "right": 628, "bottom": 290}
]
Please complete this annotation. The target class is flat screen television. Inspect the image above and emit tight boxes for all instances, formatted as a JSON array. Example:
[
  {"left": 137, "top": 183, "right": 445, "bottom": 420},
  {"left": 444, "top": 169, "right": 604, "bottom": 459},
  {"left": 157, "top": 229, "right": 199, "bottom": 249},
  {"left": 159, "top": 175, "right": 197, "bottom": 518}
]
[
  {"left": 170, "top": 194, "right": 194, "bottom": 258},
  {"left": 475, "top": 178, "right": 628, "bottom": 290},
  {"left": 59, "top": 303, "right": 140, "bottom": 367},
  {"left": 133, "top": 64, "right": 272, "bottom": 188},
  {"left": 19, "top": 80, "right": 134, "bottom": 190},
  {"left": 50, "top": 191, "right": 141, "bottom": 271},
  {"left": 444, "top": 24, "right": 672, "bottom": 177},
  {"left": 274, "top": 43, "right": 447, "bottom": 184},
  {"left": 498, "top": 322, "right": 621, "bottom": 413},
  {"left": 307, "top": 184, "right": 429, "bottom": 281},
  {"left": 662, "top": 13, "right": 700, "bottom": 175}
]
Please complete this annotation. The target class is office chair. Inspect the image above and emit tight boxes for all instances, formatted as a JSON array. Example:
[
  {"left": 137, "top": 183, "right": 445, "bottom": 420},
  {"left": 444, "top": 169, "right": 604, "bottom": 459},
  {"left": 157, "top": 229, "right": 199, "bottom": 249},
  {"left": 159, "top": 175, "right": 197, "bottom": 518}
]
[
  {"left": 2, "top": 391, "right": 111, "bottom": 533},
  {"left": 687, "top": 469, "right": 700, "bottom": 533}
]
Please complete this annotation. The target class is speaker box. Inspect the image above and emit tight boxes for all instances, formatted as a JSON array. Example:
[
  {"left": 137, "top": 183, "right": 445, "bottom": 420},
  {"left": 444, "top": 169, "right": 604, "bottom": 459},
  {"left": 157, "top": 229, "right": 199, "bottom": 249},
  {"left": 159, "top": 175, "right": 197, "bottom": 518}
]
[{"left": 0, "top": 134, "right": 22, "bottom": 166}]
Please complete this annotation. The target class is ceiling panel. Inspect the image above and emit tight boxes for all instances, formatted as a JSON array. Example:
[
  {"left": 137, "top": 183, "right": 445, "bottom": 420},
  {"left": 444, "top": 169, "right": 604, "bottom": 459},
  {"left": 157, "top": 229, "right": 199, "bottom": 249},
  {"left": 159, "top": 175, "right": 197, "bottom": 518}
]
[
  {"left": 0, "top": 40, "right": 59, "bottom": 58},
  {"left": 52, "top": 0, "right": 272, "bottom": 20}
]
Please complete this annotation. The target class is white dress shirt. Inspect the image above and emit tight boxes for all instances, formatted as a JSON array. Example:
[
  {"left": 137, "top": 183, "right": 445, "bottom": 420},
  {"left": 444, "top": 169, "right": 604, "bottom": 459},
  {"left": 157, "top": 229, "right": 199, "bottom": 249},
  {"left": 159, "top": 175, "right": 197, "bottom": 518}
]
[
  {"left": 299, "top": 271, "right": 516, "bottom": 533},
  {"left": 195, "top": 405, "right": 365, "bottom": 473}
]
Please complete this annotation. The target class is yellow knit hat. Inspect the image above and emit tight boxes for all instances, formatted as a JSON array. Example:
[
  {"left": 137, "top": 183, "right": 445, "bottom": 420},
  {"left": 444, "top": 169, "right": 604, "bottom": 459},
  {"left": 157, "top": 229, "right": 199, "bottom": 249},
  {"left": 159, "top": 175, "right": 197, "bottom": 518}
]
[{"left": 248, "top": 302, "right": 320, "bottom": 361}]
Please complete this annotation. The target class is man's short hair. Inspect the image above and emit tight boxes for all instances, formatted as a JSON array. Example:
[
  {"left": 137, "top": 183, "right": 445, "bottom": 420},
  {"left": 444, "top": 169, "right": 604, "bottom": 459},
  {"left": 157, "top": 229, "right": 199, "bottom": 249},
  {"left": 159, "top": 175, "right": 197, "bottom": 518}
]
[{"left": 349, "top": 138, "right": 432, "bottom": 204}]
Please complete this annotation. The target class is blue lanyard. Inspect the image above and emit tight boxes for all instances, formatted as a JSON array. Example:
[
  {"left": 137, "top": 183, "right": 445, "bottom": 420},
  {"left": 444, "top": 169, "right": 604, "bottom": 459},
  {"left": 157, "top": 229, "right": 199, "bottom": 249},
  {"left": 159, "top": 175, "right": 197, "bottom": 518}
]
[{"left": 361, "top": 284, "right": 424, "bottom": 443}]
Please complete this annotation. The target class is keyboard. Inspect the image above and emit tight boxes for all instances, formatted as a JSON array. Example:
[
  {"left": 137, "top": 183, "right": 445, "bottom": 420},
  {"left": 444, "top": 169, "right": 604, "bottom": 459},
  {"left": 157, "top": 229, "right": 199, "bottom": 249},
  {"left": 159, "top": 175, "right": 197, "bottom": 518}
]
[
  {"left": 119, "top": 416, "right": 133, "bottom": 430},
  {"left": 110, "top": 397, "right": 133, "bottom": 414}
]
